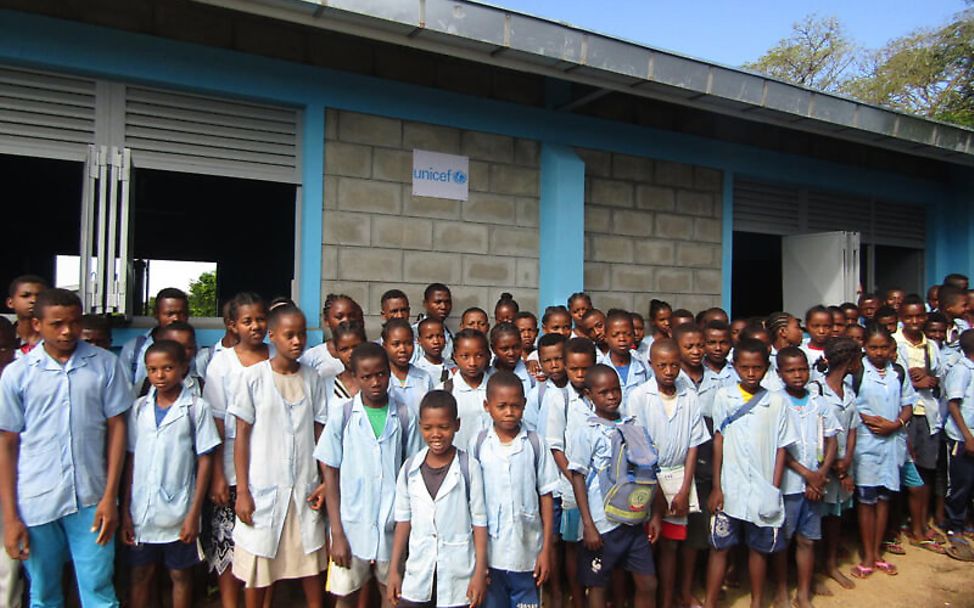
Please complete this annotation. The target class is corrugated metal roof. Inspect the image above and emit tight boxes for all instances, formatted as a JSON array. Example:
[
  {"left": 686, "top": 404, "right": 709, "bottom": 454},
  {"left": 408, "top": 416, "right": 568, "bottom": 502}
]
[{"left": 193, "top": 0, "right": 974, "bottom": 166}]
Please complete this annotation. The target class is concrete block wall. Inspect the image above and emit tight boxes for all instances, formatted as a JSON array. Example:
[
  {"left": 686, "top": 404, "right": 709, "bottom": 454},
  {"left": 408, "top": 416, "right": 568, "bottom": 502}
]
[
  {"left": 323, "top": 110, "right": 540, "bottom": 335},
  {"left": 579, "top": 148, "right": 723, "bottom": 317}
]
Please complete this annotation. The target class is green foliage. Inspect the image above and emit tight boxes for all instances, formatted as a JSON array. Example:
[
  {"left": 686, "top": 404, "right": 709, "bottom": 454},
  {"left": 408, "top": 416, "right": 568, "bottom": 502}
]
[
  {"left": 188, "top": 271, "right": 217, "bottom": 318},
  {"left": 745, "top": 10, "right": 974, "bottom": 127},
  {"left": 743, "top": 15, "right": 858, "bottom": 92}
]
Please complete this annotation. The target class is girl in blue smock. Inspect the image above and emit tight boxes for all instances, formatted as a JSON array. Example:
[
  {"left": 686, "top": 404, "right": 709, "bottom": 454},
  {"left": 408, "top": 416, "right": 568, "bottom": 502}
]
[{"left": 852, "top": 324, "right": 913, "bottom": 579}]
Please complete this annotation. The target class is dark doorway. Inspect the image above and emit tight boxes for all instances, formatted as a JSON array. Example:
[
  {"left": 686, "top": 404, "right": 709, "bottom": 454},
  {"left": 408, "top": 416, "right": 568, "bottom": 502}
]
[
  {"left": 732, "top": 231, "right": 783, "bottom": 319},
  {"left": 130, "top": 169, "right": 297, "bottom": 315},
  {"left": 1, "top": 154, "right": 84, "bottom": 310}
]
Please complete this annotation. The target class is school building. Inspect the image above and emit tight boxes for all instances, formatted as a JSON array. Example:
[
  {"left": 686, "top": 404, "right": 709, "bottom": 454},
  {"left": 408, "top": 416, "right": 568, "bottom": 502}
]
[{"left": 1, "top": 0, "right": 972, "bottom": 344}]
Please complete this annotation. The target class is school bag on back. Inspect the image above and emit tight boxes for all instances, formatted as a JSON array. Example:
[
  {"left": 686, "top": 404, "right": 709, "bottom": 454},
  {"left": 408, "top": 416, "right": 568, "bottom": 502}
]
[{"left": 589, "top": 418, "right": 659, "bottom": 526}]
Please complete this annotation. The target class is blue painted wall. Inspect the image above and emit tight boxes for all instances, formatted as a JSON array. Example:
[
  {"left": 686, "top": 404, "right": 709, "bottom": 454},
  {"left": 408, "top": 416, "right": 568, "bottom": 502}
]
[
  {"left": 539, "top": 144, "right": 585, "bottom": 309},
  {"left": 0, "top": 9, "right": 968, "bottom": 346}
]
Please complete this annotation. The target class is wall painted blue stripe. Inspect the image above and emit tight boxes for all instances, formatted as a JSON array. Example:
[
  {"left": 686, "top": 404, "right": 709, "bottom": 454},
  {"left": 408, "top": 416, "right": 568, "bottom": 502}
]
[
  {"left": 539, "top": 144, "right": 585, "bottom": 310},
  {"left": 300, "top": 104, "right": 325, "bottom": 331},
  {"left": 1, "top": 10, "right": 968, "bottom": 325}
]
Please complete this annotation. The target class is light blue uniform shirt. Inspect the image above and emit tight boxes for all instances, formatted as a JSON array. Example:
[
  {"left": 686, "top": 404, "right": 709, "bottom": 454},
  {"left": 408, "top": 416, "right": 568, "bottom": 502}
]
[
  {"left": 471, "top": 427, "right": 559, "bottom": 572},
  {"left": 410, "top": 320, "right": 454, "bottom": 366},
  {"left": 119, "top": 330, "right": 154, "bottom": 391},
  {"left": 395, "top": 447, "right": 487, "bottom": 607},
  {"left": 712, "top": 386, "right": 798, "bottom": 528},
  {"left": 315, "top": 393, "right": 421, "bottom": 562},
  {"left": 437, "top": 372, "right": 492, "bottom": 450},
  {"left": 852, "top": 359, "right": 914, "bottom": 491},
  {"left": 780, "top": 390, "right": 842, "bottom": 496},
  {"left": 128, "top": 386, "right": 221, "bottom": 543},
  {"left": 815, "top": 381, "right": 860, "bottom": 504},
  {"left": 567, "top": 415, "right": 657, "bottom": 535},
  {"left": 0, "top": 341, "right": 132, "bottom": 527},
  {"left": 539, "top": 384, "right": 589, "bottom": 508},
  {"left": 388, "top": 365, "right": 435, "bottom": 417},
  {"left": 299, "top": 342, "right": 345, "bottom": 379},
  {"left": 693, "top": 363, "right": 739, "bottom": 419},
  {"left": 944, "top": 358, "right": 974, "bottom": 442},
  {"left": 628, "top": 378, "right": 710, "bottom": 469},
  {"left": 598, "top": 349, "right": 651, "bottom": 408}
]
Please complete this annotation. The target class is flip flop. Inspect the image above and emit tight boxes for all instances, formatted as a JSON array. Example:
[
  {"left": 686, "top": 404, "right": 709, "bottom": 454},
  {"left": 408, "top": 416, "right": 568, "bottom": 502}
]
[
  {"left": 881, "top": 540, "right": 906, "bottom": 555},
  {"left": 945, "top": 536, "right": 974, "bottom": 562},
  {"left": 909, "top": 537, "right": 947, "bottom": 554},
  {"left": 874, "top": 560, "right": 898, "bottom": 575},
  {"left": 850, "top": 564, "right": 873, "bottom": 579}
]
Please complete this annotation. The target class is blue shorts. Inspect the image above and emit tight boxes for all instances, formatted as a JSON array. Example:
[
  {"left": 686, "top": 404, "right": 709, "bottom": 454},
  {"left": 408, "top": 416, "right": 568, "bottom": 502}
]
[
  {"left": 128, "top": 539, "right": 201, "bottom": 571},
  {"left": 856, "top": 485, "right": 892, "bottom": 505},
  {"left": 783, "top": 495, "right": 822, "bottom": 541},
  {"left": 709, "top": 511, "right": 785, "bottom": 554},
  {"left": 486, "top": 569, "right": 539, "bottom": 608},
  {"left": 901, "top": 461, "right": 925, "bottom": 488},
  {"left": 577, "top": 524, "right": 655, "bottom": 588}
]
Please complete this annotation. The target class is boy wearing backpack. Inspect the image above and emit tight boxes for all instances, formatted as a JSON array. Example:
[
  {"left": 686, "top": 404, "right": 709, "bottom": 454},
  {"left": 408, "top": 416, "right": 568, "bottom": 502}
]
[
  {"left": 704, "top": 339, "right": 798, "bottom": 608},
  {"left": 316, "top": 343, "right": 422, "bottom": 607},
  {"left": 470, "top": 371, "right": 558, "bottom": 608},
  {"left": 568, "top": 364, "right": 665, "bottom": 608}
]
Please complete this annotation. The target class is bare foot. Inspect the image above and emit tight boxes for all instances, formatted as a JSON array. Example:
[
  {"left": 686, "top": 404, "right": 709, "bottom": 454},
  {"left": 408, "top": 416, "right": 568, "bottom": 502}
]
[
  {"left": 679, "top": 594, "right": 704, "bottom": 608},
  {"left": 827, "top": 567, "right": 855, "bottom": 590},
  {"left": 793, "top": 596, "right": 815, "bottom": 608},
  {"left": 813, "top": 579, "right": 833, "bottom": 597},
  {"left": 773, "top": 590, "right": 791, "bottom": 608}
]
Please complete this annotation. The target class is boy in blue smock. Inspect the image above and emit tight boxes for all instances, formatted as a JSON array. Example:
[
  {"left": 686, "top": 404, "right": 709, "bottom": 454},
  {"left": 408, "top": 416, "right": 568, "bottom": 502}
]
[
  {"left": 568, "top": 364, "right": 664, "bottom": 608},
  {"left": 0, "top": 288, "right": 132, "bottom": 607},
  {"left": 472, "top": 371, "right": 558, "bottom": 608},
  {"left": 704, "top": 339, "right": 798, "bottom": 608},
  {"left": 772, "top": 347, "right": 840, "bottom": 608},
  {"left": 317, "top": 342, "right": 421, "bottom": 608},
  {"left": 119, "top": 287, "right": 190, "bottom": 391},
  {"left": 944, "top": 330, "right": 974, "bottom": 557},
  {"left": 121, "top": 340, "right": 221, "bottom": 608},
  {"left": 387, "top": 390, "right": 489, "bottom": 608}
]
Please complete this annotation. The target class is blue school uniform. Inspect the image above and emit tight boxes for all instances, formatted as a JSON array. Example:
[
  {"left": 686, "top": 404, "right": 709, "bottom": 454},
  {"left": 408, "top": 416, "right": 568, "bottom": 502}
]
[
  {"left": 852, "top": 359, "right": 915, "bottom": 492},
  {"left": 0, "top": 341, "right": 132, "bottom": 526},
  {"left": 315, "top": 393, "right": 421, "bottom": 562},
  {"left": 0, "top": 340, "right": 132, "bottom": 607},
  {"left": 119, "top": 330, "right": 153, "bottom": 388},
  {"left": 395, "top": 448, "right": 487, "bottom": 607},
  {"left": 388, "top": 365, "right": 435, "bottom": 417},
  {"left": 628, "top": 378, "right": 710, "bottom": 469},
  {"left": 689, "top": 363, "right": 739, "bottom": 419},
  {"left": 410, "top": 320, "right": 454, "bottom": 366},
  {"left": 128, "top": 386, "right": 221, "bottom": 543},
  {"left": 567, "top": 415, "right": 657, "bottom": 535},
  {"left": 539, "top": 384, "right": 590, "bottom": 511},
  {"left": 780, "top": 390, "right": 842, "bottom": 496},
  {"left": 816, "top": 381, "right": 860, "bottom": 506},
  {"left": 600, "top": 350, "right": 651, "bottom": 407},
  {"left": 711, "top": 386, "right": 798, "bottom": 529},
  {"left": 471, "top": 427, "right": 558, "bottom": 572},
  {"left": 944, "top": 358, "right": 974, "bottom": 443}
]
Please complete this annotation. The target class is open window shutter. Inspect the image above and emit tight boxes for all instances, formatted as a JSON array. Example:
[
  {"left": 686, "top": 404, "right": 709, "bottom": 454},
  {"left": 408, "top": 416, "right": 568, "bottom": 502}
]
[
  {"left": 0, "top": 65, "right": 96, "bottom": 160},
  {"left": 124, "top": 86, "right": 299, "bottom": 183}
]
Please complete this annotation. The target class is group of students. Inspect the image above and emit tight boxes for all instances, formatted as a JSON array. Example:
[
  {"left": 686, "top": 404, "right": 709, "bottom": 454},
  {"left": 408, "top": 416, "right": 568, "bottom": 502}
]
[{"left": 1, "top": 273, "right": 974, "bottom": 608}]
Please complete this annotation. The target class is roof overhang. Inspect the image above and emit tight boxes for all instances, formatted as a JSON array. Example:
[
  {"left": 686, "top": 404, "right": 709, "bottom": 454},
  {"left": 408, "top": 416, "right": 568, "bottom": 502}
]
[{"left": 191, "top": 0, "right": 974, "bottom": 168}]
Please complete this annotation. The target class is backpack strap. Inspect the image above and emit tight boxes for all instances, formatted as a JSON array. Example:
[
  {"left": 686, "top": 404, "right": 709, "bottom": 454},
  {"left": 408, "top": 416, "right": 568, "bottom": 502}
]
[
  {"left": 130, "top": 333, "right": 148, "bottom": 378},
  {"left": 718, "top": 389, "right": 767, "bottom": 434},
  {"left": 526, "top": 430, "right": 542, "bottom": 471},
  {"left": 892, "top": 362, "right": 906, "bottom": 388},
  {"left": 439, "top": 366, "right": 450, "bottom": 384},
  {"left": 458, "top": 449, "right": 471, "bottom": 503},
  {"left": 444, "top": 377, "right": 454, "bottom": 394},
  {"left": 852, "top": 366, "right": 864, "bottom": 395},
  {"left": 396, "top": 400, "right": 410, "bottom": 462},
  {"left": 340, "top": 400, "right": 354, "bottom": 437},
  {"left": 473, "top": 428, "right": 489, "bottom": 460},
  {"left": 538, "top": 381, "right": 547, "bottom": 405}
]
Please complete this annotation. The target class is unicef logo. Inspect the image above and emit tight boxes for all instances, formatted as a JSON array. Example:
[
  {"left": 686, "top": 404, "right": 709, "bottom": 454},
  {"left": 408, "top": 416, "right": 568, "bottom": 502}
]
[{"left": 452, "top": 170, "right": 467, "bottom": 185}]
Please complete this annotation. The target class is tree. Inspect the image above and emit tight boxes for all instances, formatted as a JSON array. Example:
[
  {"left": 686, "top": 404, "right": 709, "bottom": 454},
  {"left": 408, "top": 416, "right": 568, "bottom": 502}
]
[
  {"left": 743, "top": 15, "right": 859, "bottom": 92},
  {"left": 188, "top": 271, "right": 217, "bottom": 318},
  {"left": 845, "top": 10, "right": 974, "bottom": 127}
]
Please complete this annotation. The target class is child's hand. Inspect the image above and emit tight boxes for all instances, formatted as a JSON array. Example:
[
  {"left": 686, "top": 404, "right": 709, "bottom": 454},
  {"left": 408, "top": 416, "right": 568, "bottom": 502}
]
[
  {"left": 307, "top": 482, "right": 327, "bottom": 511},
  {"left": 235, "top": 489, "right": 255, "bottom": 526},
  {"left": 209, "top": 470, "right": 231, "bottom": 506},
  {"left": 840, "top": 474, "right": 855, "bottom": 494},
  {"left": 3, "top": 518, "right": 29, "bottom": 560},
  {"left": 534, "top": 549, "right": 551, "bottom": 586},
  {"left": 92, "top": 497, "right": 118, "bottom": 545},
  {"left": 834, "top": 459, "right": 848, "bottom": 475},
  {"left": 707, "top": 488, "right": 724, "bottom": 514},
  {"left": 581, "top": 521, "right": 602, "bottom": 552},
  {"left": 330, "top": 532, "right": 352, "bottom": 568},
  {"left": 526, "top": 360, "right": 544, "bottom": 381},
  {"left": 467, "top": 567, "right": 488, "bottom": 608},
  {"left": 386, "top": 572, "right": 402, "bottom": 606},
  {"left": 964, "top": 440, "right": 974, "bottom": 457},
  {"left": 179, "top": 517, "right": 200, "bottom": 544},
  {"left": 670, "top": 490, "right": 690, "bottom": 517},
  {"left": 808, "top": 470, "right": 827, "bottom": 493},
  {"left": 120, "top": 513, "right": 136, "bottom": 546},
  {"left": 646, "top": 515, "right": 662, "bottom": 544},
  {"left": 803, "top": 485, "right": 822, "bottom": 502}
]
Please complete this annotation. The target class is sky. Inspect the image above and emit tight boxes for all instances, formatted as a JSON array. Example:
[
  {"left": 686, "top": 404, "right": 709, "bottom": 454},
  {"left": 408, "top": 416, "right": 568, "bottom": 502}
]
[
  {"left": 487, "top": 0, "right": 967, "bottom": 67},
  {"left": 55, "top": 256, "right": 215, "bottom": 298}
]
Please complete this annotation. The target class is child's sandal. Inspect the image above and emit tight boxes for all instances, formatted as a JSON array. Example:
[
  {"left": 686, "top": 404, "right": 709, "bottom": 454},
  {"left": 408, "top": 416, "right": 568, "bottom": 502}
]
[
  {"left": 881, "top": 539, "right": 906, "bottom": 555},
  {"left": 874, "top": 560, "right": 898, "bottom": 575},
  {"left": 850, "top": 564, "right": 873, "bottom": 579}
]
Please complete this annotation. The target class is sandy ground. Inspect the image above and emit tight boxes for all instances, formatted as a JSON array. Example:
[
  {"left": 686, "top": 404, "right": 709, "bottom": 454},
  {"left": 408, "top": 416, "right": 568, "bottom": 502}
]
[{"left": 194, "top": 539, "right": 974, "bottom": 607}]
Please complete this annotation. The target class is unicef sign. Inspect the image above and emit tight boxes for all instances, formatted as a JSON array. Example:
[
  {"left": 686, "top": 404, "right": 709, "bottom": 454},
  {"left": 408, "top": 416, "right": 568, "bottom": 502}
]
[{"left": 412, "top": 149, "right": 470, "bottom": 201}]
